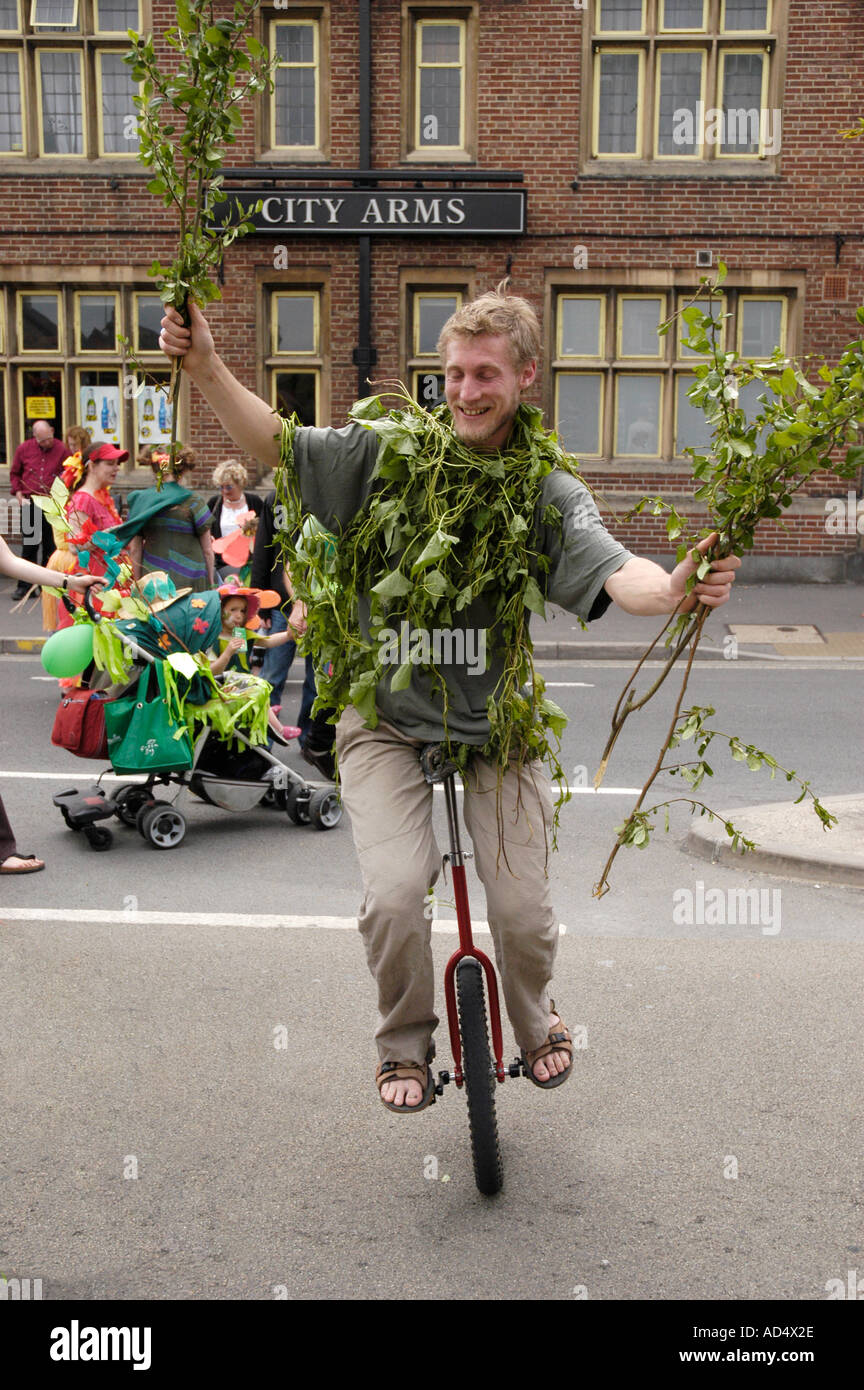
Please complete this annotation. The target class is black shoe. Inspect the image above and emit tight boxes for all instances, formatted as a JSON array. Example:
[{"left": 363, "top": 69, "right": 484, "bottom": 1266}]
[
  {"left": 11, "top": 584, "right": 29, "bottom": 600},
  {"left": 301, "top": 742, "right": 337, "bottom": 781}
]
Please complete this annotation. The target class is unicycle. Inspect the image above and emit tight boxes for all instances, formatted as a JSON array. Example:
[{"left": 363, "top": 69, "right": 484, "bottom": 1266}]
[{"left": 420, "top": 743, "right": 524, "bottom": 1196}]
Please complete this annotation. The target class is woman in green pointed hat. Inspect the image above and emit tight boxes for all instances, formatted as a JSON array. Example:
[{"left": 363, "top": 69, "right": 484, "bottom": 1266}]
[{"left": 111, "top": 446, "right": 215, "bottom": 592}]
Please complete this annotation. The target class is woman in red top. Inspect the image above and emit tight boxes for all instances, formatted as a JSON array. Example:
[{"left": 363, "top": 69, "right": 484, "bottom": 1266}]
[{"left": 44, "top": 443, "right": 127, "bottom": 634}]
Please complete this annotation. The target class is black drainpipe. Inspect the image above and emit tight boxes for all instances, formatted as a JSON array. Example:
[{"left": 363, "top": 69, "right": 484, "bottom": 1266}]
[{"left": 353, "top": 0, "right": 376, "bottom": 399}]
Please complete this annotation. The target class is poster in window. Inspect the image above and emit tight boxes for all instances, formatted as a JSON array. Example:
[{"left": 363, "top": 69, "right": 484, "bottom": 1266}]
[
  {"left": 80, "top": 383, "right": 122, "bottom": 445},
  {"left": 137, "top": 382, "right": 173, "bottom": 446}
]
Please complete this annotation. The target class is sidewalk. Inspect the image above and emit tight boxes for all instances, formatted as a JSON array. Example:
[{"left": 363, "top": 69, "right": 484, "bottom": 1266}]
[
  {"left": 3, "top": 574, "right": 864, "bottom": 659},
  {"left": 3, "top": 574, "right": 863, "bottom": 887}
]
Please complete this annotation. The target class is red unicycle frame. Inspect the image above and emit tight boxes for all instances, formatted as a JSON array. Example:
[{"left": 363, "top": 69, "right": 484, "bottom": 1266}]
[{"left": 439, "top": 771, "right": 508, "bottom": 1086}]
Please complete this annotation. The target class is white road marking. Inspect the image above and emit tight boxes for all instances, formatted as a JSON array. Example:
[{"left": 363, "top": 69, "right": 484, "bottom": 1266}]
[
  {"left": 0, "top": 906, "right": 570, "bottom": 935},
  {"left": 0, "top": 770, "right": 642, "bottom": 793}
]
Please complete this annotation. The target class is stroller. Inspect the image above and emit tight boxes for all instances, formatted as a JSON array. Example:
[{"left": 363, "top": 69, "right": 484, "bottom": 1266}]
[{"left": 52, "top": 588, "right": 342, "bottom": 852}]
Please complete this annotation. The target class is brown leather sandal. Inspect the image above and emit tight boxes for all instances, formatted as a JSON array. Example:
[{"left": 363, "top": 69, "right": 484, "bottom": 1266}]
[
  {"left": 0, "top": 853, "right": 45, "bottom": 875},
  {"left": 520, "top": 1000, "right": 573, "bottom": 1089},
  {"left": 376, "top": 1042, "right": 437, "bottom": 1114}
]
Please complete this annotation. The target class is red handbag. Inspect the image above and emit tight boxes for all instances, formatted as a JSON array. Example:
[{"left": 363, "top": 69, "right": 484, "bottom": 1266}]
[{"left": 51, "top": 689, "right": 110, "bottom": 760}]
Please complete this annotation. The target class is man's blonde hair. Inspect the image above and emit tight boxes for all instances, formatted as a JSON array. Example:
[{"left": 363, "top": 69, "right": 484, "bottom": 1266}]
[{"left": 437, "top": 279, "right": 541, "bottom": 370}]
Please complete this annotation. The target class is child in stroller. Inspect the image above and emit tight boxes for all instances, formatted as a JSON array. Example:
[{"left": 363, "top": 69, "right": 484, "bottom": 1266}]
[
  {"left": 208, "top": 580, "right": 304, "bottom": 746},
  {"left": 51, "top": 573, "right": 342, "bottom": 850}
]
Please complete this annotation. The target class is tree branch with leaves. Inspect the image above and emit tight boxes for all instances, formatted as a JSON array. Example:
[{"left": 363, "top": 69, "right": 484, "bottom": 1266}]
[
  {"left": 122, "top": 0, "right": 275, "bottom": 479},
  {"left": 593, "top": 265, "right": 864, "bottom": 896}
]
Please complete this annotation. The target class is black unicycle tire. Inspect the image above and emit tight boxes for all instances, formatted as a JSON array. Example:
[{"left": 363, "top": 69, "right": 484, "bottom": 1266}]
[{"left": 456, "top": 958, "right": 503, "bottom": 1196}]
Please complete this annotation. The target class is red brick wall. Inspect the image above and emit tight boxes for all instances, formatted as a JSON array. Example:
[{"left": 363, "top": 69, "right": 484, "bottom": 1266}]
[{"left": 1, "top": 0, "right": 862, "bottom": 565}]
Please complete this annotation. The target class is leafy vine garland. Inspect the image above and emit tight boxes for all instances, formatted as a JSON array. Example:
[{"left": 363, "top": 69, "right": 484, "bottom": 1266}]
[{"left": 275, "top": 387, "right": 593, "bottom": 856}]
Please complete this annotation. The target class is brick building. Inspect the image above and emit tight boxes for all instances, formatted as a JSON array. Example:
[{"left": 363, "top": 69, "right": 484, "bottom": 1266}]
[{"left": 1, "top": 0, "right": 863, "bottom": 577}]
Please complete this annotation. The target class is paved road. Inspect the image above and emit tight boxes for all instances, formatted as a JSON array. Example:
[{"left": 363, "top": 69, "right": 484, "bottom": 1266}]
[{"left": 1, "top": 651, "right": 862, "bottom": 1300}]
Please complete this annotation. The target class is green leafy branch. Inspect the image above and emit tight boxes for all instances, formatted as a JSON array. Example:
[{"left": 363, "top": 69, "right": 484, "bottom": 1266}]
[
  {"left": 124, "top": 0, "right": 276, "bottom": 479},
  {"left": 600, "top": 704, "right": 837, "bottom": 879},
  {"left": 276, "top": 383, "right": 584, "bottom": 866},
  {"left": 593, "top": 265, "right": 864, "bottom": 895}
]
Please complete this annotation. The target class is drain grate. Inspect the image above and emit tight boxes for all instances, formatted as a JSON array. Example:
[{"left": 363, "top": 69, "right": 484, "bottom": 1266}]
[{"left": 727, "top": 624, "right": 825, "bottom": 644}]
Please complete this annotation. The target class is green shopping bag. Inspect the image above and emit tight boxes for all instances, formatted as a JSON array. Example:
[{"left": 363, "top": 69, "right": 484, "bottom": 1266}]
[{"left": 104, "top": 662, "right": 194, "bottom": 774}]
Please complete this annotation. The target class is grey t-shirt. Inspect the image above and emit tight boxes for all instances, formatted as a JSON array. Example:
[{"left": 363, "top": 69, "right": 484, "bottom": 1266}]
[{"left": 282, "top": 420, "right": 633, "bottom": 743}]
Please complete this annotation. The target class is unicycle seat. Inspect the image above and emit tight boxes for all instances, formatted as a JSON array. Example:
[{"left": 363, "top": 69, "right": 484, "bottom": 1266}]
[{"left": 419, "top": 742, "right": 460, "bottom": 784}]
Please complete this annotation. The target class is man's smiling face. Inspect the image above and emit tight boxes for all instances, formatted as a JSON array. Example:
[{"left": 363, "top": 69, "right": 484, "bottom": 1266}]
[{"left": 443, "top": 333, "right": 536, "bottom": 452}]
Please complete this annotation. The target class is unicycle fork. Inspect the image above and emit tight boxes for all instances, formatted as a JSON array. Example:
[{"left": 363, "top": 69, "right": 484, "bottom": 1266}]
[{"left": 420, "top": 743, "right": 523, "bottom": 1196}]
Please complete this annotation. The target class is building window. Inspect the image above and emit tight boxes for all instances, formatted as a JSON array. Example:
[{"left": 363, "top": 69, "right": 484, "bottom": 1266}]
[
  {"left": 408, "top": 290, "right": 461, "bottom": 407},
  {"left": 132, "top": 293, "right": 163, "bottom": 353},
  {"left": 75, "top": 292, "right": 117, "bottom": 352},
  {"left": 267, "top": 288, "right": 321, "bottom": 425},
  {"left": 269, "top": 16, "right": 319, "bottom": 151},
  {"left": 585, "top": 0, "right": 782, "bottom": 170},
  {"left": 0, "top": 281, "right": 179, "bottom": 463},
  {"left": 0, "top": 0, "right": 141, "bottom": 160},
  {"left": 403, "top": 5, "right": 476, "bottom": 162},
  {"left": 552, "top": 285, "right": 789, "bottom": 461},
  {"left": 415, "top": 18, "right": 465, "bottom": 150}
]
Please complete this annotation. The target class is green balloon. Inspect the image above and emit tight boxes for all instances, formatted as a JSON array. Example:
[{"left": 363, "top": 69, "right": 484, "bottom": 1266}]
[{"left": 41, "top": 622, "right": 95, "bottom": 677}]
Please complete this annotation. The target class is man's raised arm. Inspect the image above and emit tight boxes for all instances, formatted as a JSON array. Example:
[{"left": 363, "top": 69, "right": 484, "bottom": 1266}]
[{"left": 160, "top": 303, "right": 283, "bottom": 472}]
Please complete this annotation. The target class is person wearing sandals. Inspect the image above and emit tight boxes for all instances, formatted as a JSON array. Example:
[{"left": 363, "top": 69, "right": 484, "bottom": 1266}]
[
  {"left": 0, "top": 535, "right": 105, "bottom": 873},
  {"left": 158, "top": 288, "right": 741, "bottom": 1114}
]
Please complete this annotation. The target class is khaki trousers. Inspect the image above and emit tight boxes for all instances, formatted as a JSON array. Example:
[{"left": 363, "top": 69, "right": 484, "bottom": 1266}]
[{"left": 334, "top": 704, "right": 561, "bottom": 1064}]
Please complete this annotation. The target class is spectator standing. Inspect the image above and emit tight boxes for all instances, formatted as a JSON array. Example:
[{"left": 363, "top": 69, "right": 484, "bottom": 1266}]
[
  {"left": 9, "top": 419, "right": 67, "bottom": 594},
  {"left": 208, "top": 460, "right": 263, "bottom": 541},
  {"left": 250, "top": 490, "right": 316, "bottom": 735}
]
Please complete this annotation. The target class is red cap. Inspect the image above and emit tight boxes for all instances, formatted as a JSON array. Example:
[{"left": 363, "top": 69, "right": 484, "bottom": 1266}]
[{"left": 89, "top": 442, "right": 130, "bottom": 463}]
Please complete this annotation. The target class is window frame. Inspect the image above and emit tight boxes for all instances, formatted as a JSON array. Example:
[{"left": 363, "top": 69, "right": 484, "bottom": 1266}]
[
  {"left": 17, "top": 289, "right": 64, "bottom": 354},
  {"left": 35, "top": 44, "right": 84, "bottom": 156},
  {"left": 0, "top": 0, "right": 146, "bottom": 164},
  {"left": 736, "top": 292, "right": 787, "bottom": 361},
  {"left": 616, "top": 292, "right": 667, "bottom": 359},
  {"left": 652, "top": 44, "right": 706, "bottom": 159},
  {"left": 259, "top": 270, "right": 329, "bottom": 428},
  {"left": 413, "top": 16, "right": 466, "bottom": 154},
  {"left": 715, "top": 44, "right": 770, "bottom": 157},
  {"left": 592, "top": 45, "right": 646, "bottom": 159},
  {"left": 613, "top": 371, "right": 665, "bottom": 457},
  {"left": 720, "top": 0, "right": 771, "bottom": 33},
  {"left": 30, "top": 0, "right": 80, "bottom": 29},
  {"left": 0, "top": 277, "right": 196, "bottom": 472},
  {"left": 545, "top": 270, "right": 800, "bottom": 467},
  {"left": 401, "top": 2, "right": 478, "bottom": 164},
  {"left": 74, "top": 290, "right": 120, "bottom": 354},
  {"left": 412, "top": 289, "right": 462, "bottom": 359},
  {"left": 557, "top": 294, "right": 608, "bottom": 360},
  {"left": 270, "top": 289, "right": 320, "bottom": 358},
  {"left": 595, "top": 0, "right": 647, "bottom": 35},
  {"left": 132, "top": 292, "right": 164, "bottom": 357},
  {"left": 660, "top": 0, "right": 707, "bottom": 32},
  {"left": 0, "top": 1, "right": 23, "bottom": 33},
  {"left": 258, "top": 4, "right": 329, "bottom": 163},
  {"left": 269, "top": 14, "right": 320, "bottom": 153},
  {"left": 0, "top": 45, "right": 26, "bottom": 155},
  {"left": 400, "top": 269, "right": 474, "bottom": 403},
  {"left": 554, "top": 370, "right": 606, "bottom": 459},
  {"left": 17, "top": 368, "right": 65, "bottom": 437},
  {"left": 95, "top": 46, "right": 139, "bottom": 157},
  {"left": 581, "top": 0, "right": 786, "bottom": 178}
]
